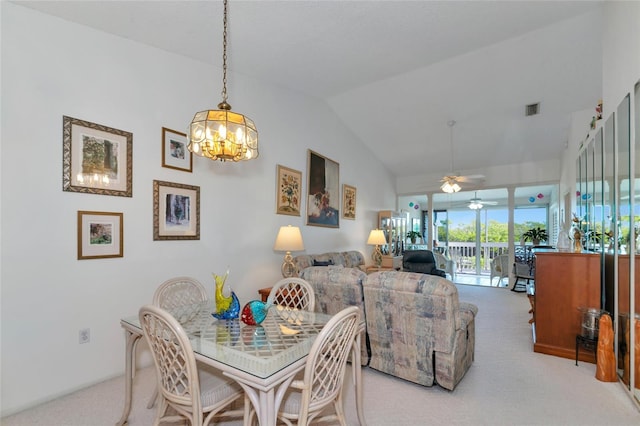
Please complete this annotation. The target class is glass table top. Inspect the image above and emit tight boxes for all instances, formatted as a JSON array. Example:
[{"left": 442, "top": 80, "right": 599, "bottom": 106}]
[{"left": 122, "top": 302, "right": 331, "bottom": 379}]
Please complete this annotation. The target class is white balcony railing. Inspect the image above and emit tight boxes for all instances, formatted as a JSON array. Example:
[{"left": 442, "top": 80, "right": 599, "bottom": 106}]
[
  {"left": 405, "top": 242, "right": 510, "bottom": 274},
  {"left": 447, "top": 242, "right": 508, "bottom": 274}
]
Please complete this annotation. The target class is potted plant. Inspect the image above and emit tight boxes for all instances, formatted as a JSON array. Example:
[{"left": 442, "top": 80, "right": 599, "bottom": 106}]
[
  {"left": 522, "top": 227, "right": 548, "bottom": 246},
  {"left": 406, "top": 230, "right": 422, "bottom": 244}
]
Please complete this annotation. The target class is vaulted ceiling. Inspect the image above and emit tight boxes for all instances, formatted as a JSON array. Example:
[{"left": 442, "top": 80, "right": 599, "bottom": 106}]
[{"left": 14, "top": 0, "right": 604, "bottom": 191}]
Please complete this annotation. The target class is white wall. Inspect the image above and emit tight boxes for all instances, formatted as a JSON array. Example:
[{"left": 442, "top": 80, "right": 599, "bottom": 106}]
[
  {"left": 602, "top": 2, "right": 640, "bottom": 117},
  {"left": 0, "top": 3, "right": 396, "bottom": 415},
  {"left": 558, "top": 2, "right": 640, "bottom": 217}
]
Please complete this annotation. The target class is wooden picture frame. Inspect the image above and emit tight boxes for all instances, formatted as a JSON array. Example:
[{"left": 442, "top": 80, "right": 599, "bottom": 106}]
[
  {"left": 77, "top": 211, "right": 123, "bottom": 259},
  {"left": 162, "top": 127, "right": 192, "bottom": 172},
  {"left": 306, "top": 150, "right": 340, "bottom": 228},
  {"left": 153, "top": 180, "right": 200, "bottom": 240},
  {"left": 276, "top": 164, "right": 302, "bottom": 216},
  {"left": 63, "top": 115, "right": 133, "bottom": 197},
  {"left": 342, "top": 184, "right": 356, "bottom": 220}
]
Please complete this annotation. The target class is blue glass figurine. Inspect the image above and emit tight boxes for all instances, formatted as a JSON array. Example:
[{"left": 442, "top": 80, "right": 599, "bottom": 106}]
[{"left": 212, "top": 269, "right": 240, "bottom": 320}]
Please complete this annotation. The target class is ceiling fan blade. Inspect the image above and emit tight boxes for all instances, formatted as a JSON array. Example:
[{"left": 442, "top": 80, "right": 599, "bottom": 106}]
[
  {"left": 457, "top": 174, "right": 485, "bottom": 183},
  {"left": 481, "top": 200, "right": 499, "bottom": 205}
]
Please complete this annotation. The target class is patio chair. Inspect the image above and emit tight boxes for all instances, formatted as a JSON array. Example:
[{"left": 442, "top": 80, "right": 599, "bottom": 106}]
[
  {"left": 490, "top": 254, "right": 510, "bottom": 286},
  {"left": 433, "top": 251, "right": 456, "bottom": 280},
  {"left": 139, "top": 305, "right": 247, "bottom": 425},
  {"left": 513, "top": 261, "right": 534, "bottom": 293}
]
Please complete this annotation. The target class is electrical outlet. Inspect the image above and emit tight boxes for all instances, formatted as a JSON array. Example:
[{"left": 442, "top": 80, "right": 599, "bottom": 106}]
[{"left": 79, "top": 328, "right": 90, "bottom": 344}]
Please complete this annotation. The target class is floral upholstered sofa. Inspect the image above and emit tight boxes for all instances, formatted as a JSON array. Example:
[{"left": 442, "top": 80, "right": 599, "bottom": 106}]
[
  {"left": 300, "top": 263, "right": 477, "bottom": 390},
  {"left": 292, "top": 250, "right": 365, "bottom": 276}
]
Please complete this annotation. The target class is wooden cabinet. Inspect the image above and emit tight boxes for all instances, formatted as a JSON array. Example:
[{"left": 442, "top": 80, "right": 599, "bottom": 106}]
[
  {"left": 378, "top": 210, "right": 406, "bottom": 269},
  {"left": 533, "top": 251, "right": 601, "bottom": 363}
]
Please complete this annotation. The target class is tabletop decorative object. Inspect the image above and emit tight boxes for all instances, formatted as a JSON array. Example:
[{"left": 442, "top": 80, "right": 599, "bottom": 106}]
[
  {"left": 212, "top": 269, "right": 240, "bottom": 319},
  {"left": 571, "top": 214, "right": 584, "bottom": 252},
  {"left": 241, "top": 299, "right": 272, "bottom": 325}
]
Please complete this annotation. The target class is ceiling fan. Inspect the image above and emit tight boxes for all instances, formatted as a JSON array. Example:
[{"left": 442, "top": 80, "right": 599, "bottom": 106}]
[
  {"left": 465, "top": 192, "right": 498, "bottom": 210},
  {"left": 440, "top": 120, "right": 485, "bottom": 193}
]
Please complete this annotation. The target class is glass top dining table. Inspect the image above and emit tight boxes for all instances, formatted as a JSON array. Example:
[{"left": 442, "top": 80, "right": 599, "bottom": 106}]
[
  {"left": 121, "top": 301, "right": 330, "bottom": 379},
  {"left": 116, "top": 301, "right": 369, "bottom": 426}
]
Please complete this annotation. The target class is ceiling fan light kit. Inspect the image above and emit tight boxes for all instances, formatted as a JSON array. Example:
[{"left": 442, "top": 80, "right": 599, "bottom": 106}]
[
  {"left": 466, "top": 191, "right": 498, "bottom": 210},
  {"left": 441, "top": 178, "right": 461, "bottom": 193}
]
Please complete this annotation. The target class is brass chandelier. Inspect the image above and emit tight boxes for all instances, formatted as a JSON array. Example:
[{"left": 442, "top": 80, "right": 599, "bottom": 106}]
[{"left": 188, "top": 0, "right": 258, "bottom": 162}]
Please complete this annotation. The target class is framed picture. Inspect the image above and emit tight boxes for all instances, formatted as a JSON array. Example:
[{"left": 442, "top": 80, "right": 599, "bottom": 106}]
[
  {"left": 276, "top": 165, "right": 302, "bottom": 216},
  {"left": 342, "top": 184, "right": 356, "bottom": 220},
  {"left": 162, "top": 127, "right": 192, "bottom": 172},
  {"left": 306, "top": 150, "right": 340, "bottom": 228},
  {"left": 63, "top": 115, "right": 133, "bottom": 197},
  {"left": 77, "top": 211, "right": 123, "bottom": 260},
  {"left": 153, "top": 180, "right": 200, "bottom": 240}
]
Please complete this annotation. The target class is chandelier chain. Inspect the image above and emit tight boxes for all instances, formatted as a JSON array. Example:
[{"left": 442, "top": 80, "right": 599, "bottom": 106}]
[{"left": 221, "top": 0, "right": 228, "bottom": 103}]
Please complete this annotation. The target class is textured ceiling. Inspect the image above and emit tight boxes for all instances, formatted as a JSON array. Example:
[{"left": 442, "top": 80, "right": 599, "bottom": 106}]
[{"left": 14, "top": 0, "right": 604, "bottom": 188}]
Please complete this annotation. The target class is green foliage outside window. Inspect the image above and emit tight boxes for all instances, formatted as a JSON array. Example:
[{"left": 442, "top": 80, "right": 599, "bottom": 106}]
[{"left": 443, "top": 220, "right": 546, "bottom": 243}]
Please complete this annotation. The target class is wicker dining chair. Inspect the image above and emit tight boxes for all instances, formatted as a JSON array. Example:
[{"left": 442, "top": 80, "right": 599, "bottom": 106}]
[
  {"left": 267, "top": 277, "right": 316, "bottom": 311},
  {"left": 276, "top": 306, "right": 360, "bottom": 425},
  {"left": 147, "top": 276, "right": 208, "bottom": 408},
  {"left": 153, "top": 276, "right": 208, "bottom": 310},
  {"left": 138, "top": 305, "right": 247, "bottom": 426}
]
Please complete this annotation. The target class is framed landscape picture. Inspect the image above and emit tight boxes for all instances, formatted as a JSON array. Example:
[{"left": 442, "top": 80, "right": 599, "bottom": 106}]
[
  {"left": 276, "top": 164, "right": 302, "bottom": 216},
  {"left": 162, "top": 127, "right": 192, "bottom": 172},
  {"left": 77, "top": 211, "right": 123, "bottom": 260},
  {"left": 153, "top": 180, "right": 200, "bottom": 240},
  {"left": 342, "top": 184, "right": 356, "bottom": 219},
  {"left": 306, "top": 150, "right": 340, "bottom": 228},
  {"left": 63, "top": 115, "right": 133, "bottom": 197}
]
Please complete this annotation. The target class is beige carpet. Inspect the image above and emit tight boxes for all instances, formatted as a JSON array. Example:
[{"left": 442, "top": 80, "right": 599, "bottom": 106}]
[{"left": 3, "top": 285, "right": 639, "bottom": 425}]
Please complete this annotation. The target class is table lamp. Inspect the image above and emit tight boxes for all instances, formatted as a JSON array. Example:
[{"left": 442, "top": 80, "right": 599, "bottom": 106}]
[
  {"left": 367, "top": 229, "right": 386, "bottom": 268},
  {"left": 274, "top": 225, "right": 305, "bottom": 277}
]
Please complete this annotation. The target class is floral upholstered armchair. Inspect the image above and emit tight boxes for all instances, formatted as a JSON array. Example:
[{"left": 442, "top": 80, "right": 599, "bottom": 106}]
[
  {"left": 300, "top": 266, "right": 369, "bottom": 364},
  {"left": 363, "top": 271, "right": 477, "bottom": 390}
]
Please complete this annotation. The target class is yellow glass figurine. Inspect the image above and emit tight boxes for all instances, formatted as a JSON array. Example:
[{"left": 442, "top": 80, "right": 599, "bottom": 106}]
[{"left": 212, "top": 268, "right": 240, "bottom": 319}]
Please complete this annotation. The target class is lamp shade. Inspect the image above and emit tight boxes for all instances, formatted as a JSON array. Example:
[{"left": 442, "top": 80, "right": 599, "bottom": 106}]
[
  {"left": 274, "top": 225, "right": 305, "bottom": 252},
  {"left": 367, "top": 229, "right": 386, "bottom": 246}
]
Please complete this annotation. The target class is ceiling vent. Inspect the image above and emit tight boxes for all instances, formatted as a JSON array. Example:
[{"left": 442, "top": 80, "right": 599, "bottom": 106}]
[{"left": 525, "top": 103, "right": 540, "bottom": 116}]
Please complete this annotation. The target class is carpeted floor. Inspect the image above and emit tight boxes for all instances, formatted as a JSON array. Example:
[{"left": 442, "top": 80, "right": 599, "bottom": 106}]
[{"left": 3, "top": 284, "right": 639, "bottom": 425}]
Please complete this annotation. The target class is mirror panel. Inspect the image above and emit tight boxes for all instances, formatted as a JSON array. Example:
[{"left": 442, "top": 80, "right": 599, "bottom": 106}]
[
  {"left": 634, "top": 81, "right": 640, "bottom": 401},
  {"left": 604, "top": 115, "right": 616, "bottom": 321},
  {"left": 617, "top": 94, "right": 631, "bottom": 389},
  {"left": 586, "top": 138, "right": 596, "bottom": 250}
]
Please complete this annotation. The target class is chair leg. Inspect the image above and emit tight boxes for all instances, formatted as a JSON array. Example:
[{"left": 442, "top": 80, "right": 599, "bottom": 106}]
[
  {"left": 147, "top": 387, "right": 158, "bottom": 409},
  {"left": 511, "top": 278, "right": 527, "bottom": 292}
]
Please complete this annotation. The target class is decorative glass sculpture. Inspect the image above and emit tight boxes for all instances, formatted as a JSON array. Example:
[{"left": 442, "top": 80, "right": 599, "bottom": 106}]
[
  {"left": 212, "top": 270, "right": 240, "bottom": 320},
  {"left": 241, "top": 300, "right": 272, "bottom": 325}
]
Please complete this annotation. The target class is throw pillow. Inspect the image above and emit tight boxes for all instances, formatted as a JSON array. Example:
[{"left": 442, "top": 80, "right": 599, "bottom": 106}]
[{"left": 313, "top": 260, "right": 334, "bottom": 266}]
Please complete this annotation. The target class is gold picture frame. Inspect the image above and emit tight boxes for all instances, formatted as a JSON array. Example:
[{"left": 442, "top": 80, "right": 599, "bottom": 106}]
[
  {"left": 342, "top": 184, "right": 356, "bottom": 220},
  {"left": 153, "top": 180, "right": 200, "bottom": 240},
  {"left": 162, "top": 127, "right": 192, "bottom": 172},
  {"left": 77, "top": 211, "right": 124, "bottom": 260},
  {"left": 276, "top": 164, "right": 302, "bottom": 216},
  {"left": 63, "top": 116, "right": 133, "bottom": 197},
  {"left": 307, "top": 150, "right": 340, "bottom": 228}
]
